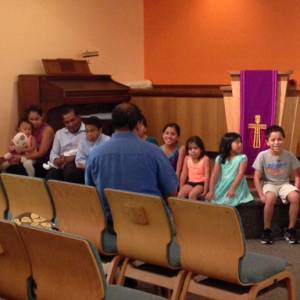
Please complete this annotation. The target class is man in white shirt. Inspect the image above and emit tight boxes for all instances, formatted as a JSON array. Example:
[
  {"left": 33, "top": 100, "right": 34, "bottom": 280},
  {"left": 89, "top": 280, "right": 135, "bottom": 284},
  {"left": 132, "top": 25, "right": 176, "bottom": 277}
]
[{"left": 46, "top": 107, "right": 85, "bottom": 183}]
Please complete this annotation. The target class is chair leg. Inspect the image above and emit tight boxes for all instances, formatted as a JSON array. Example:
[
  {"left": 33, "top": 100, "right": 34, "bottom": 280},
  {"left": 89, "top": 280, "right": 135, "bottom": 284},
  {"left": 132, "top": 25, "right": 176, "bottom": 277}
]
[
  {"left": 106, "top": 255, "right": 123, "bottom": 284},
  {"left": 171, "top": 270, "right": 187, "bottom": 300},
  {"left": 286, "top": 273, "right": 296, "bottom": 300},
  {"left": 179, "top": 272, "right": 192, "bottom": 300},
  {"left": 247, "top": 271, "right": 296, "bottom": 300},
  {"left": 117, "top": 257, "right": 130, "bottom": 285}
]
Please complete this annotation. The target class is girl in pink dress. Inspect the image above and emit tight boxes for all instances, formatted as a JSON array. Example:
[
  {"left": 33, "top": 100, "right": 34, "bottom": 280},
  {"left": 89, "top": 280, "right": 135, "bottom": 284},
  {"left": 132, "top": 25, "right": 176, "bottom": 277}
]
[{"left": 178, "top": 136, "right": 210, "bottom": 200}]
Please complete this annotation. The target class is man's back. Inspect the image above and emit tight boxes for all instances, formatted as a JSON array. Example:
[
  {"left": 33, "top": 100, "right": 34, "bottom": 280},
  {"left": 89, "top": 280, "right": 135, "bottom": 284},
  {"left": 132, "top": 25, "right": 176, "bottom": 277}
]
[{"left": 85, "top": 132, "right": 178, "bottom": 213}]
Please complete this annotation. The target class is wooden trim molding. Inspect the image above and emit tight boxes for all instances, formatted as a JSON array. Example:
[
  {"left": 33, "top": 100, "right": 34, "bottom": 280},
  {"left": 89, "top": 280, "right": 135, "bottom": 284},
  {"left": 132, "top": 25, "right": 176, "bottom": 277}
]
[
  {"left": 131, "top": 82, "right": 300, "bottom": 98},
  {"left": 130, "top": 84, "right": 224, "bottom": 98}
]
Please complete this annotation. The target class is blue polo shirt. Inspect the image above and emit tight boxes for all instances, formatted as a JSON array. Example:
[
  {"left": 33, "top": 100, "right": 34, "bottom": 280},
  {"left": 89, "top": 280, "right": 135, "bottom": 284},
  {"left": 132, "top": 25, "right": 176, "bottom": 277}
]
[{"left": 85, "top": 131, "right": 178, "bottom": 218}]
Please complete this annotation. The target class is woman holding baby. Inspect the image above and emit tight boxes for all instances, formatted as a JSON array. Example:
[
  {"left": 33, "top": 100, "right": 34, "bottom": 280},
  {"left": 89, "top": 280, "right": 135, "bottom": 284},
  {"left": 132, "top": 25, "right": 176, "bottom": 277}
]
[{"left": 4, "top": 105, "right": 54, "bottom": 177}]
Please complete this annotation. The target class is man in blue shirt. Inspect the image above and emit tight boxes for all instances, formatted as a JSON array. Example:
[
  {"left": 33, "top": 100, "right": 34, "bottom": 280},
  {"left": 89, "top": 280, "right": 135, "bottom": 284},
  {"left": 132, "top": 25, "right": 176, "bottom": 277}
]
[{"left": 85, "top": 102, "right": 178, "bottom": 228}]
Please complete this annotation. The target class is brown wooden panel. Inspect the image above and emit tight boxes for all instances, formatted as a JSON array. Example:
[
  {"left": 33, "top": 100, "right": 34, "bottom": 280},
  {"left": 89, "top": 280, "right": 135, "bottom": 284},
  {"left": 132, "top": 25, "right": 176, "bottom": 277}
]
[
  {"left": 18, "top": 75, "right": 40, "bottom": 118},
  {"left": 131, "top": 84, "right": 223, "bottom": 98},
  {"left": 132, "top": 96, "right": 227, "bottom": 152},
  {"left": 42, "top": 59, "right": 91, "bottom": 75}
]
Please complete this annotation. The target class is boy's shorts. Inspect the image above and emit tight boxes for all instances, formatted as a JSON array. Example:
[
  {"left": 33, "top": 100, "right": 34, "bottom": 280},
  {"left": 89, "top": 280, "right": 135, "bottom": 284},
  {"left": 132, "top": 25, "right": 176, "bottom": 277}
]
[{"left": 263, "top": 183, "right": 299, "bottom": 203}]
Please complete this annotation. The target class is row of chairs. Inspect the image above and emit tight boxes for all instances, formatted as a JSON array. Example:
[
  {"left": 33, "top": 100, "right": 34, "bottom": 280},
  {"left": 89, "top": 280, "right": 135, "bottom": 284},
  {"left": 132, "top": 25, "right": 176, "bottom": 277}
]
[
  {"left": 0, "top": 220, "right": 165, "bottom": 300},
  {"left": 0, "top": 173, "right": 296, "bottom": 299},
  {"left": 0, "top": 173, "right": 115, "bottom": 255},
  {"left": 105, "top": 189, "right": 296, "bottom": 300}
]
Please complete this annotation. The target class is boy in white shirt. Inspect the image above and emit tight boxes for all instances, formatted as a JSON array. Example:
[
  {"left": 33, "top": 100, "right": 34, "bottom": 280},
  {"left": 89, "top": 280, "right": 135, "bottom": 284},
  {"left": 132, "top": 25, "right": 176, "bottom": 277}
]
[{"left": 76, "top": 117, "right": 110, "bottom": 169}]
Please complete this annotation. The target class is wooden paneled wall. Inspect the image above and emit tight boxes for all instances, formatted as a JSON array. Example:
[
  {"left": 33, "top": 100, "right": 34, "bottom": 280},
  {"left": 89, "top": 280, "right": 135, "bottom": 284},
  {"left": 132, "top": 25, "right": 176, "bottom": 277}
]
[
  {"left": 131, "top": 96, "right": 227, "bottom": 152},
  {"left": 131, "top": 85, "right": 300, "bottom": 156},
  {"left": 281, "top": 95, "right": 300, "bottom": 156}
]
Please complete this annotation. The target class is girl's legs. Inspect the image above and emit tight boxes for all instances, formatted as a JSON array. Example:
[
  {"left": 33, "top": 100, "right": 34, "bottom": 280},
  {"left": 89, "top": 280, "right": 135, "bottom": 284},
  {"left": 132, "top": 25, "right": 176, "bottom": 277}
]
[
  {"left": 178, "top": 184, "right": 193, "bottom": 198},
  {"left": 188, "top": 185, "right": 204, "bottom": 200}
]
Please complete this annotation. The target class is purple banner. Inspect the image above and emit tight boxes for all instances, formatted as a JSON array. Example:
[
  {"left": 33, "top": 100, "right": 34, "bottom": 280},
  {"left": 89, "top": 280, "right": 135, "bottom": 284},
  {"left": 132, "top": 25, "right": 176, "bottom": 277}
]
[{"left": 240, "top": 70, "right": 277, "bottom": 174}]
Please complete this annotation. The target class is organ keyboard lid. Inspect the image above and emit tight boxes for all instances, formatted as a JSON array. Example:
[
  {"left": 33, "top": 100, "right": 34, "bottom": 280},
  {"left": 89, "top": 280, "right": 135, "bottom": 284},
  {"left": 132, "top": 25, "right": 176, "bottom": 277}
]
[{"left": 18, "top": 59, "right": 131, "bottom": 132}]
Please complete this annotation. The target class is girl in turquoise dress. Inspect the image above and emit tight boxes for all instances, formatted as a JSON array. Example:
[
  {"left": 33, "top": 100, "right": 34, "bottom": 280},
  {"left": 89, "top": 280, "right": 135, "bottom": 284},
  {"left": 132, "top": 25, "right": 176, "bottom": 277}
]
[{"left": 206, "top": 132, "right": 253, "bottom": 206}]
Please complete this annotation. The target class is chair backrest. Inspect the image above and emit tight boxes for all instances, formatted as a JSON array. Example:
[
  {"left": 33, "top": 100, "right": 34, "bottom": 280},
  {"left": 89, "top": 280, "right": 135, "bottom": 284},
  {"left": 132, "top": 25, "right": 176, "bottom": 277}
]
[
  {"left": 1, "top": 174, "right": 54, "bottom": 220},
  {"left": 168, "top": 197, "right": 245, "bottom": 284},
  {"left": 0, "top": 180, "right": 8, "bottom": 219},
  {"left": 105, "top": 188, "right": 173, "bottom": 267},
  {"left": 18, "top": 225, "right": 106, "bottom": 300},
  {"left": 47, "top": 180, "right": 107, "bottom": 253},
  {"left": 0, "top": 220, "right": 32, "bottom": 299}
]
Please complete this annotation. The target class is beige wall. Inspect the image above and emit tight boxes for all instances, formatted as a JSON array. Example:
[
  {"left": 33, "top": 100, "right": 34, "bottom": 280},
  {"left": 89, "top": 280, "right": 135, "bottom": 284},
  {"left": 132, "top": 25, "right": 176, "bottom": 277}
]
[{"left": 0, "top": 0, "right": 144, "bottom": 154}]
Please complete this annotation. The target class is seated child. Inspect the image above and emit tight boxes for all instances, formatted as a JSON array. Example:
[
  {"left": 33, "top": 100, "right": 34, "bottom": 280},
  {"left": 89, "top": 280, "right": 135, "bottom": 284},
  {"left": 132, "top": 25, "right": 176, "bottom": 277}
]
[
  {"left": 1, "top": 120, "right": 36, "bottom": 177},
  {"left": 136, "top": 115, "right": 158, "bottom": 145},
  {"left": 178, "top": 136, "right": 210, "bottom": 200},
  {"left": 206, "top": 132, "right": 253, "bottom": 207},
  {"left": 160, "top": 123, "right": 185, "bottom": 178},
  {"left": 253, "top": 125, "right": 300, "bottom": 244},
  {"left": 75, "top": 116, "right": 110, "bottom": 169}
]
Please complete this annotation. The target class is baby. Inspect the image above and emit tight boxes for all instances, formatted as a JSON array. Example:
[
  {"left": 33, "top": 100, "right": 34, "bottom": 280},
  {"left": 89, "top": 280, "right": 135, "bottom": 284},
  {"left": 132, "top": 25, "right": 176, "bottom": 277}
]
[{"left": 1, "top": 120, "right": 36, "bottom": 176}]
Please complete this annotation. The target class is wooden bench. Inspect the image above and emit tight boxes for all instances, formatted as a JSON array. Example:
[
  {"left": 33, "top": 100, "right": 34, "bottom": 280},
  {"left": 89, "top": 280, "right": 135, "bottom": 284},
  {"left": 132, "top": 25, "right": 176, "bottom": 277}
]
[{"left": 237, "top": 199, "right": 290, "bottom": 238}]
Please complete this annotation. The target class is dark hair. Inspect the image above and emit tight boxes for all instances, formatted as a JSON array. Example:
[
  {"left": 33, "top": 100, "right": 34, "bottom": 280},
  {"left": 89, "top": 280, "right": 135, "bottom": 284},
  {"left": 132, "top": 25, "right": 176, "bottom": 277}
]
[
  {"left": 186, "top": 136, "right": 205, "bottom": 159},
  {"left": 162, "top": 123, "right": 181, "bottom": 136},
  {"left": 84, "top": 116, "right": 102, "bottom": 129},
  {"left": 140, "top": 115, "right": 147, "bottom": 127},
  {"left": 61, "top": 106, "right": 78, "bottom": 118},
  {"left": 112, "top": 102, "right": 143, "bottom": 130},
  {"left": 26, "top": 105, "right": 43, "bottom": 117},
  {"left": 266, "top": 125, "right": 285, "bottom": 139},
  {"left": 17, "top": 118, "right": 31, "bottom": 130},
  {"left": 219, "top": 132, "right": 241, "bottom": 164}
]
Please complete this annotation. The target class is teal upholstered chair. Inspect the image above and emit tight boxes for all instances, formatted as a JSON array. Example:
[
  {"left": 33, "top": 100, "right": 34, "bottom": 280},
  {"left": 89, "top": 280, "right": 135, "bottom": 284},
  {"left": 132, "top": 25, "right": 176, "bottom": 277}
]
[
  {"left": 105, "top": 188, "right": 185, "bottom": 300},
  {"left": 0, "top": 220, "right": 34, "bottom": 300},
  {"left": 168, "top": 197, "right": 296, "bottom": 300},
  {"left": 18, "top": 224, "right": 166, "bottom": 300},
  {"left": 47, "top": 180, "right": 116, "bottom": 255}
]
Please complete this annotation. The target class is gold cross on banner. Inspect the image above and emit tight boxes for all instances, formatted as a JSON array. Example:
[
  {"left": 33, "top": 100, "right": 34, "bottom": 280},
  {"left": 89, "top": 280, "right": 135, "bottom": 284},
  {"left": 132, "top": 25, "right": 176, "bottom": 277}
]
[{"left": 248, "top": 115, "right": 267, "bottom": 149}]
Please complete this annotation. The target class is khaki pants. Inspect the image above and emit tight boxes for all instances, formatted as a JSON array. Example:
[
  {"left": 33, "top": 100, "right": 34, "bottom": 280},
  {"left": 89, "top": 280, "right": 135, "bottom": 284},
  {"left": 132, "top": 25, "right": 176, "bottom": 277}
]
[{"left": 263, "top": 183, "right": 299, "bottom": 203}]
